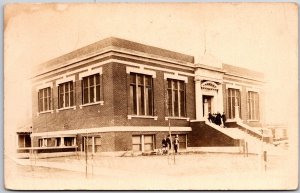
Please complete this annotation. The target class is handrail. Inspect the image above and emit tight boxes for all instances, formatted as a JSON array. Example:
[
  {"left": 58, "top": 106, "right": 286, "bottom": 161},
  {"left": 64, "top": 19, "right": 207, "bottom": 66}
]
[{"left": 237, "top": 122, "right": 272, "bottom": 137}]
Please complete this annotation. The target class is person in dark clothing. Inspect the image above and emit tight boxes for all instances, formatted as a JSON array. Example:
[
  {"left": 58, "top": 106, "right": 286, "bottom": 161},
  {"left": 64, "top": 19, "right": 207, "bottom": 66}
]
[
  {"left": 174, "top": 135, "right": 179, "bottom": 154},
  {"left": 162, "top": 136, "right": 168, "bottom": 154},
  {"left": 211, "top": 113, "right": 216, "bottom": 124},
  {"left": 208, "top": 112, "right": 213, "bottom": 123},
  {"left": 166, "top": 135, "right": 171, "bottom": 151},
  {"left": 222, "top": 112, "right": 227, "bottom": 128},
  {"left": 213, "top": 113, "right": 217, "bottom": 124},
  {"left": 215, "top": 112, "right": 222, "bottom": 126}
]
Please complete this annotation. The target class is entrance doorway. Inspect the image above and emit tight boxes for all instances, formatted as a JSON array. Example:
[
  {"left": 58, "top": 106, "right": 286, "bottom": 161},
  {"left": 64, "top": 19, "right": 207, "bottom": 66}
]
[{"left": 203, "top": 95, "right": 213, "bottom": 117}]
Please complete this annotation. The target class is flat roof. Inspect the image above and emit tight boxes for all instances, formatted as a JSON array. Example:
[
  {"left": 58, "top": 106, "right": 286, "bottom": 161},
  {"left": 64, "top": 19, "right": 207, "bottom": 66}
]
[
  {"left": 35, "top": 37, "right": 195, "bottom": 75},
  {"left": 223, "top": 63, "right": 264, "bottom": 81}
]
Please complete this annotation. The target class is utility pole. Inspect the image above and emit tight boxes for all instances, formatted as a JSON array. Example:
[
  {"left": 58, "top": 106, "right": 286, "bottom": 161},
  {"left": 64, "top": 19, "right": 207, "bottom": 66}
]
[
  {"left": 165, "top": 87, "right": 175, "bottom": 165},
  {"left": 30, "top": 126, "right": 34, "bottom": 171},
  {"left": 261, "top": 129, "right": 267, "bottom": 172},
  {"left": 85, "top": 131, "right": 88, "bottom": 178}
]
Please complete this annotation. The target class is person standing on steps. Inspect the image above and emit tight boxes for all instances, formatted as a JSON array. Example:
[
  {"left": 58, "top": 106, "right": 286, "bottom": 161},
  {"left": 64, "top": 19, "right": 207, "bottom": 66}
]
[
  {"left": 216, "top": 112, "right": 222, "bottom": 126},
  {"left": 222, "top": 112, "right": 227, "bottom": 128},
  {"left": 208, "top": 112, "right": 213, "bottom": 123}
]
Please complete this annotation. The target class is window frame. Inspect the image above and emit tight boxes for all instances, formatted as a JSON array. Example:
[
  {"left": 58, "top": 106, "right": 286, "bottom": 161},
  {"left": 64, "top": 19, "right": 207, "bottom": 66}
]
[
  {"left": 38, "top": 87, "right": 53, "bottom": 113},
  {"left": 227, "top": 88, "right": 241, "bottom": 119},
  {"left": 81, "top": 73, "right": 101, "bottom": 105},
  {"left": 171, "top": 134, "right": 187, "bottom": 149},
  {"left": 64, "top": 137, "right": 76, "bottom": 147},
  {"left": 247, "top": 91, "right": 260, "bottom": 121},
  {"left": 132, "top": 135, "right": 155, "bottom": 152},
  {"left": 166, "top": 78, "right": 186, "bottom": 118},
  {"left": 58, "top": 81, "right": 75, "bottom": 110},
  {"left": 132, "top": 135, "right": 142, "bottom": 151},
  {"left": 129, "top": 73, "right": 154, "bottom": 116}
]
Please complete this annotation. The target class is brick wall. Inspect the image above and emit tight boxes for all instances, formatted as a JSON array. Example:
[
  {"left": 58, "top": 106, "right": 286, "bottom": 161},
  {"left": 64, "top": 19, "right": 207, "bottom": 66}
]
[
  {"left": 32, "top": 63, "right": 116, "bottom": 133},
  {"left": 110, "top": 63, "right": 196, "bottom": 127},
  {"left": 32, "top": 60, "right": 196, "bottom": 133},
  {"left": 222, "top": 82, "right": 264, "bottom": 127},
  {"left": 114, "top": 131, "right": 188, "bottom": 151},
  {"left": 189, "top": 121, "right": 240, "bottom": 147}
]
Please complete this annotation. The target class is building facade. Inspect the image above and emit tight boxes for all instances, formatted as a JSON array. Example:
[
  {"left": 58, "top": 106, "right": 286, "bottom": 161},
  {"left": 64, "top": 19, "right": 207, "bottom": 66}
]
[{"left": 31, "top": 37, "right": 267, "bottom": 154}]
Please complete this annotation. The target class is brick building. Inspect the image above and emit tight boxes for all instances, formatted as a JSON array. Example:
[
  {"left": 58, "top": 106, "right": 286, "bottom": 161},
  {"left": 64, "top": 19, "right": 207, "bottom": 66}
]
[{"left": 31, "top": 37, "right": 269, "bottom": 154}]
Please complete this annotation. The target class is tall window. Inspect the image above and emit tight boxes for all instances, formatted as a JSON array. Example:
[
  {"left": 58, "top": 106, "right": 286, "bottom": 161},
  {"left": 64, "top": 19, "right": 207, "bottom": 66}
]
[
  {"left": 248, "top": 91, "right": 259, "bottom": 120},
  {"left": 58, "top": 81, "right": 74, "bottom": 108},
  {"left": 167, "top": 79, "right": 186, "bottom": 117},
  {"left": 82, "top": 74, "right": 101, "bottom": 104},
  {"left": 38, "top": 87, "right": 52, "bottom": 112},
  {"left": 227, "top": 88, "right": 241, "bottom": 119},
  {"left": 130, "top": 73, "right": 153, "bottom": 116}
]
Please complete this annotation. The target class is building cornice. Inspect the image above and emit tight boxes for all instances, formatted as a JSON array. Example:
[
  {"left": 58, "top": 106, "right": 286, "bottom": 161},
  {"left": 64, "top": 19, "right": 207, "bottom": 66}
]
[
  {"left": 33, "top": 37, "right": 195, "bottom": 79},
  {"left": 223, "top": 73, "right": 265, "bottom": 84},
  {"left": 32, "top": 58, "right": 195, "bottom": 86},
  {"left": 32, "top": 46, "right": 195, "bottom": 81},
  {"left": 195, "top": 63, "right": 225, "bottom": 73}
]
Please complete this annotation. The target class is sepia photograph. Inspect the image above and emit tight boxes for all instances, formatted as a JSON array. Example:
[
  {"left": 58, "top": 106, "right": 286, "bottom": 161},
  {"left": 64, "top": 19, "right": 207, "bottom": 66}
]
[{"left": 4, "top": 2, "right": 298, "bottom": 190}]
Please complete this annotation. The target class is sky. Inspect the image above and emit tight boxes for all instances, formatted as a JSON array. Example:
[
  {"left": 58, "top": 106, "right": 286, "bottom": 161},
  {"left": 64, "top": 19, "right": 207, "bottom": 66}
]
[{"left": 4, "top": 3, "right": 298, "bottom": 135}]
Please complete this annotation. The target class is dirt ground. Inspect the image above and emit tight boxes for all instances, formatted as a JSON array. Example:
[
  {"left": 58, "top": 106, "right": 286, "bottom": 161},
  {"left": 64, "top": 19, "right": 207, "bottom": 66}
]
[{"left": 4, "top": 152, "right": 296, "bottom": 190}]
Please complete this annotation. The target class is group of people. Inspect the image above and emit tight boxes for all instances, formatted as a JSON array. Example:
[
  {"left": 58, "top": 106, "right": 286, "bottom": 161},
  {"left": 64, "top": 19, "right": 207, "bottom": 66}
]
[
  {"left": 161, "top": 135, "right": 179, "bottom": 154},
  {"left": 208, "top": 112, "right": 227, "bottom": 127}
]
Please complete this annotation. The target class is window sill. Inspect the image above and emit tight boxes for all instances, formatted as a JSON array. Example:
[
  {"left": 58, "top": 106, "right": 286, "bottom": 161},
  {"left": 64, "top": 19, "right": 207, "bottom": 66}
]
[
  {"left": 128, "top": 115, "right": 158, "bottom": 120},
  {"left": 56, "top": 106, "right": 76, "bottom": 112},
  {"left": 79, "top": 101, "right": 104, "bottom": 109},
  {"left": 37, "top": 110, "right": 54, "bottom": 116},
  {"left": 35, "top": 145, "right": 78, "bottom": 149},
  {"left": 165, "top": 117, "right": 190, "bottom": 121}
]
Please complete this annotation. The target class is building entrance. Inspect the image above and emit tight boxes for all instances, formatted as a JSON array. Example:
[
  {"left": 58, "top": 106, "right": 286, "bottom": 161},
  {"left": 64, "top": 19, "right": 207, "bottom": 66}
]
[{"left": 203, "top": 95, "right": 213, "bottom": 117}]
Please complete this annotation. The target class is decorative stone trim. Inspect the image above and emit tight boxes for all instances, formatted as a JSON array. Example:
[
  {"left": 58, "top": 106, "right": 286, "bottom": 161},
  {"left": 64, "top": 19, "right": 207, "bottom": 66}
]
[
  {"left": 56, "top": 75, "right": 75, "bottom": 86},
  {"left": 226, "top": 84, "right": 242, "bottom": 90},
  {"left": 126, "top": 66, "right": 156, "bottom": 78},
  {"left": 56, "top": 106, "right": 77, "bottom": 112},
  {"left": 127, "top": 115, "right": 158, "bottom": 120},
  {"left": 79, "top": 67, "right": 102, "bottom": 80},
  {"left": 201, "top": 81, "right": 218, "bottom": 90},
  {"left": 79, "top": 101, "right": 104, "bottom": 109},
  {"left": 36, "top": 82, "right": 53, "bottom": 92},
  {"left": 31, "top": 126, "right": 192, "bottom": 137},
  {"left": 37, "top": 110, "right": 54, "bottom": 116},
  {"left": 246, "top": 87, "right": 260, "bottom": 93},
  {"left": 164, "top": 73, "right": 188, "bottom": 83},
  {"left": 165, "top": 117, "right": 190, "bottom": 121},
  {"left": 190, "top": 119, "right": 205, "bottom": 122}
]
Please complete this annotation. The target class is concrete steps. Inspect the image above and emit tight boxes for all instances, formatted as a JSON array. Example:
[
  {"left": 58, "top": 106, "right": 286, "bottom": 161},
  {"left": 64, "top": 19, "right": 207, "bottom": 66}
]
[
  {"left": 205, "top": 121, "right": 243, "bottom": 140},
  {"left": 204, "top": 121, "right": 281, "bottom": 154}
]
